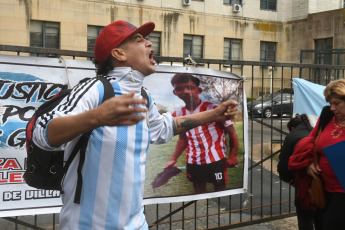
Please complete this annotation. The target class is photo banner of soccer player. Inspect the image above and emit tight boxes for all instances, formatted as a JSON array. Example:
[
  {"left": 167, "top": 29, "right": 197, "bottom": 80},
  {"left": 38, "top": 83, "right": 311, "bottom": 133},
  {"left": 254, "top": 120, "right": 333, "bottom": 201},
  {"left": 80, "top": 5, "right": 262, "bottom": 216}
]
[
  {"left": 143, "top": 66, "right": 248, "bottom": 204},
  {"left": 0, "top": 54, "right": 248, "bottom": 217}
]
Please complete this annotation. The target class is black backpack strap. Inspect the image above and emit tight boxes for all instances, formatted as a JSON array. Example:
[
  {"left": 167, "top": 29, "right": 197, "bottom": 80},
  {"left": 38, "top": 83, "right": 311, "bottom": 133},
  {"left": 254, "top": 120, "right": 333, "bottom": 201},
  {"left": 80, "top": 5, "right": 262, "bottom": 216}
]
[
  {"left": 73, "top": 131, "right": 91, "bottom": 204},
  {"left": 62, "top": 135, "right": 85, "bottom": 176},
  {"left": 61, "top": 131, "right": 90, "bottom": 204},
  {"left": 96, "top": 76, "right": 114, "bottom": 101}
]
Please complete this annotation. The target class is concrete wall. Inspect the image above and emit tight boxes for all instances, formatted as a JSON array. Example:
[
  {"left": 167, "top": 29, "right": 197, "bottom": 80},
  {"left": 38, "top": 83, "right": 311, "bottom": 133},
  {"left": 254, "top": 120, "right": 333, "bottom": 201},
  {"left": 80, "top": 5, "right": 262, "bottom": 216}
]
[{"left": 283, "top": 9, "right": 345, "bottom": 63}]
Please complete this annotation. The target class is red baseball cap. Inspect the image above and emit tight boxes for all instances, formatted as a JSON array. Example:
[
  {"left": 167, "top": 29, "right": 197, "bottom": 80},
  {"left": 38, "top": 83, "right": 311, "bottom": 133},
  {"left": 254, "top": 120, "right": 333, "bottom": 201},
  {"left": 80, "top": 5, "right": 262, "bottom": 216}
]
[{"left": 94, "top": 20, "right": 155, "bottom": 63}]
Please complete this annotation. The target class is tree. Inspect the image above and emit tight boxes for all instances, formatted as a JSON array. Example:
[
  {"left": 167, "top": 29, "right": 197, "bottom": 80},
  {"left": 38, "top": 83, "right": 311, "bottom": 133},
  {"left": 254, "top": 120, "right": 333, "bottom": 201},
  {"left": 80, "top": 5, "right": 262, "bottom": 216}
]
[{"left": 198, "top": 75, "right": 243, "bottom": 107}]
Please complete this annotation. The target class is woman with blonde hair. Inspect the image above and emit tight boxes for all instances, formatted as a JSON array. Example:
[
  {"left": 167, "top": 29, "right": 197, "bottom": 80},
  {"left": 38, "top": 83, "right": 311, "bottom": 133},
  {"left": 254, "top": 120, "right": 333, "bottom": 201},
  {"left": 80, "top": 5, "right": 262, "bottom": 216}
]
[{"left": 289, "top": 79, "right": 345, "bottom": 230}]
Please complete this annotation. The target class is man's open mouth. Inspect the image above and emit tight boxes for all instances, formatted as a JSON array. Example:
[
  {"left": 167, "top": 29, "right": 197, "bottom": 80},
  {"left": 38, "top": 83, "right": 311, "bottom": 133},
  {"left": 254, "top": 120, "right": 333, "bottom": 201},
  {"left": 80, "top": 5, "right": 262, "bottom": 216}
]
[{"left": 149, "top": 50, "right": 156, "bottom": 64}]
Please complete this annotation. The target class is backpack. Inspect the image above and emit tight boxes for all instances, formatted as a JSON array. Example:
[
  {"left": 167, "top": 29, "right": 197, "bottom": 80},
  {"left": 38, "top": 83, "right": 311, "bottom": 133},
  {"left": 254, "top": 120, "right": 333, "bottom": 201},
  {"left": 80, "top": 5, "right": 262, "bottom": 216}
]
[
  {"left": 24, "top": 76, "right": 114, "bottom": 203},
  {"left": 24, "top": 76, "right": 150, "bottom": 204}
]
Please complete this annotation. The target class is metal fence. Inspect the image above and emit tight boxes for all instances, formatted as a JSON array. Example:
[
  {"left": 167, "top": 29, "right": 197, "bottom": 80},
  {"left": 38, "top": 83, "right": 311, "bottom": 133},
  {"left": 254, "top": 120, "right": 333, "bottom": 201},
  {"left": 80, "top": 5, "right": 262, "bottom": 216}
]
[{"left": 1, "top": 45, "right": 345, "bottom": 229}]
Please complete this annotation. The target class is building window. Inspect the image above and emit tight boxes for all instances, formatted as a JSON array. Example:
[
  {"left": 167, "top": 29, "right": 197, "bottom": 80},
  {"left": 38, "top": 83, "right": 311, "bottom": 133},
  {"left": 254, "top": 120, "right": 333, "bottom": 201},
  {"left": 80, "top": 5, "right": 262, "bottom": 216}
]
[
  {"left": 87, "top": 26, "right": 104, "bottom": 52},
  {"left": 260, "top": 0, "right": 277, "bottom": 11},
  {"left": 315, "top": 38, "right": 333, "bottom": 65},
  {"left": 183, "top": 35, "right": 203, "bottom": 59},
  {"left": 224, "top": 0, "right": 242, "bottom": 4},
  {"left": 146, "top": 31, "right": 161, "bottom": 56},
  {"left": 30, "top": 21, "right": 60, "bottom": 49},
  {"left": 315, "top": 38, "right": 333, "bottom": 50},
  {"left": 260, "top": 41, "right": 276, "bottom": 62},
  {"left": 224, "top": 38, "right": 242, "bottom": 60}
]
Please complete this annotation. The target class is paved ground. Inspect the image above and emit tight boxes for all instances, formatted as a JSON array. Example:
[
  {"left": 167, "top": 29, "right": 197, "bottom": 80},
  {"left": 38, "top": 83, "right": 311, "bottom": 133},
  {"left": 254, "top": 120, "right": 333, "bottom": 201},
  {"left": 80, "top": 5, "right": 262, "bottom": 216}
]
[
  {"left": 144, "top": 190, "right": 298, "bottom": 230},
  {"left": 267, "top": 217, "right": 298, "bottom": 230},
  {"left": 237, "top": 218, "right": 297, "bottom": 230},
  {"left": 230, "top": 216, "right": 298, "bottom": 230}
]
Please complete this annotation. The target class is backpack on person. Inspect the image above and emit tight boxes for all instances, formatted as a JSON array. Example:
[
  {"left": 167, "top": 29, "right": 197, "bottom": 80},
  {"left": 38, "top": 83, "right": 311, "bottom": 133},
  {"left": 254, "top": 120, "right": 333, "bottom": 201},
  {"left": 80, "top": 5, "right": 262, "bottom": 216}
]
[{"left": 24, "top": 76, "right": 114, "bottom": 204}]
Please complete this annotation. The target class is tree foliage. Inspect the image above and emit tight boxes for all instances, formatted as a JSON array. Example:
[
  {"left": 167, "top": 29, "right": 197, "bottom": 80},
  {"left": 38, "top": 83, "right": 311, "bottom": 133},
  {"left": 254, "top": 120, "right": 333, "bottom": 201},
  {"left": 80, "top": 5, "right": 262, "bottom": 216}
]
[{"left": 198, "top": 75, "right": 243, "bottom": 108}]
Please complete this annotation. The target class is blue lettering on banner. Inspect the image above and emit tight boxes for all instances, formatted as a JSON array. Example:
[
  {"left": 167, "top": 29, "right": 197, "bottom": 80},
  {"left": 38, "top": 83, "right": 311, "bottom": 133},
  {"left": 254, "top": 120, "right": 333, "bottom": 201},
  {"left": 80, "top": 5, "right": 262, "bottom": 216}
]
[{"left": 0, "top": 72, "right": 67, "bottom": 149}]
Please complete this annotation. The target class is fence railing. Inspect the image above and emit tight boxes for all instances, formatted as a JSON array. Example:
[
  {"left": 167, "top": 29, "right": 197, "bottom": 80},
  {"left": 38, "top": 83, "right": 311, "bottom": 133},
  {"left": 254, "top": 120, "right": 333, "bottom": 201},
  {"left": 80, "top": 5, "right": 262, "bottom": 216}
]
[{"left": 1, "top": 45, "right": 345, "bottom": 229}]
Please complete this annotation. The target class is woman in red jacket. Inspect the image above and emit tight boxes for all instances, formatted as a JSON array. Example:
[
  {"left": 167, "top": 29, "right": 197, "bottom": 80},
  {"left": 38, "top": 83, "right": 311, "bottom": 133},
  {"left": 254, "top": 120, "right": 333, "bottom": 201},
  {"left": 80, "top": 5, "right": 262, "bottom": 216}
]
[{"left": 290, "top": 79, "right": 345, "bottom": 230}]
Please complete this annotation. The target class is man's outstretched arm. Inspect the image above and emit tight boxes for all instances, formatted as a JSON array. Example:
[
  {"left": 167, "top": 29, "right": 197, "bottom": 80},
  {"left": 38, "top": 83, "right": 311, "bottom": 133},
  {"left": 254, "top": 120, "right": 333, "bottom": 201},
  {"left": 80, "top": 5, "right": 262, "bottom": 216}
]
[{"left": 173, "top": 100, "right": 238, "bottom": 135}]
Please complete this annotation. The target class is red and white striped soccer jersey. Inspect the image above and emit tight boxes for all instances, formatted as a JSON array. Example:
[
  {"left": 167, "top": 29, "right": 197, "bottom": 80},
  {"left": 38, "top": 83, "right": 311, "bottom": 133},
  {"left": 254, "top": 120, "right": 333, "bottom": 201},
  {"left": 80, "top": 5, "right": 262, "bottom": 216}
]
[{"left": 172, "top": 101, "right": 233, "bottom": 165}]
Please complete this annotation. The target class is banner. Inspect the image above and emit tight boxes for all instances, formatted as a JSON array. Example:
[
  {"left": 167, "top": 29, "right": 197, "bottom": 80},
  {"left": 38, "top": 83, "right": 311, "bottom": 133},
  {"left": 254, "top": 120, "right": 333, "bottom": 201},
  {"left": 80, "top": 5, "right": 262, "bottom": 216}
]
[
  {"left": 142, "top": 67, "right": 248, "bottom": 204},
  {"left": 0, "top": 54, "right": 248, "bottom": 216},
  {"left": 292, "top": 78, "right": 328, "bottom": 127}
]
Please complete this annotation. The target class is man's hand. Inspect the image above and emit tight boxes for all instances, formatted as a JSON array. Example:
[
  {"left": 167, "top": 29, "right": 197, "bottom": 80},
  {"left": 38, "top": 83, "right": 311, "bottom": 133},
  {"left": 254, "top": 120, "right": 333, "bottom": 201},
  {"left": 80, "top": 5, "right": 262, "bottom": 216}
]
[
  {"left": 226, "top": 155, "right": 238, "bottom": 168},
  {"left": 95, "top": 91, "right": 147, "bottom": 126},
  {"left": 214, "top": 100, "right": 238, "bottom": 122},
  {"left": 164, "top": 159, "right": 177, "bottom": 169}
]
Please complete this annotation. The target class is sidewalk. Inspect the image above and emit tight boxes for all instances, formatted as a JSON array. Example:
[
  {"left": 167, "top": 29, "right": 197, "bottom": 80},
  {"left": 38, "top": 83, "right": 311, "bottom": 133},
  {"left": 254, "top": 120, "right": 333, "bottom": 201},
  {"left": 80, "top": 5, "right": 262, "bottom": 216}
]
[
  {"left": 145, "top": 197, "right": 298, "bottom": 230},
  {"left": 231, "top": 216, "right": 297, "bottom": 230}
]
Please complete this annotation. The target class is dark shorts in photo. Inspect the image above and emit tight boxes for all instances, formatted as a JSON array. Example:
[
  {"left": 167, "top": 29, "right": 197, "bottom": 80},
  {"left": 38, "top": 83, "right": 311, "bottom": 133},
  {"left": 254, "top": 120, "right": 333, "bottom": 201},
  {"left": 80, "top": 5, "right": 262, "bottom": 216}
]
[{"left": 186, "top": 158, "right": 227, "bottom": 186}]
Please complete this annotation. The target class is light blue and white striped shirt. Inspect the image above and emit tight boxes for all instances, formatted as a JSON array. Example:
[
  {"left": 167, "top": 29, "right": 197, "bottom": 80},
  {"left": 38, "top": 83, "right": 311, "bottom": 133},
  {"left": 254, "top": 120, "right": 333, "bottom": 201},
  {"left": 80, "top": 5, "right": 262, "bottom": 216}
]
[{"left": 33, "top": 67, "right": 174, "bottom": 230}]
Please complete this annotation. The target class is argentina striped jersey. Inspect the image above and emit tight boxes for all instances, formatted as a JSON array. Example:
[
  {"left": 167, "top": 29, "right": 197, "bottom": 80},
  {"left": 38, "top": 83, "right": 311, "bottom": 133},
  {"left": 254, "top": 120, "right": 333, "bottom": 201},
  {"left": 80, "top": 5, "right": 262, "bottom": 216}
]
[{"left": 32, "top": 67, "right": 174, "bottom": 230}]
